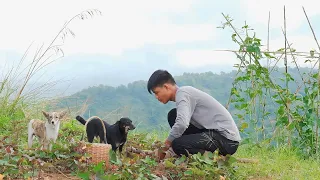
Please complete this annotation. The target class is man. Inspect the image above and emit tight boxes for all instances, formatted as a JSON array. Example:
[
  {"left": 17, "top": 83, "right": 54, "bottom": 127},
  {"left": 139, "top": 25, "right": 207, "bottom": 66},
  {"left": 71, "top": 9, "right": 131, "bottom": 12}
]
[{"left": 147, "top": 69, "right": 241, "bottom": 157}]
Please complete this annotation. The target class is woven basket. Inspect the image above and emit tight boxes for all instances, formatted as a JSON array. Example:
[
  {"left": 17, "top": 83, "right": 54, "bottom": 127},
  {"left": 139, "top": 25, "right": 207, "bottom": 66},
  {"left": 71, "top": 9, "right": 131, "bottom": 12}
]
[{"left": 84, "top": 143, "right": 112, "bottom": 165}]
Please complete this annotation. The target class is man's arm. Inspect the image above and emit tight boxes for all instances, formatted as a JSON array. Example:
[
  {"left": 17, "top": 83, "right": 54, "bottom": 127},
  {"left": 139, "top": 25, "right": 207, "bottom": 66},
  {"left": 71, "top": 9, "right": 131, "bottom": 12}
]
[{"left": 167, "top": 92, "right": 194, "bottom": 142}]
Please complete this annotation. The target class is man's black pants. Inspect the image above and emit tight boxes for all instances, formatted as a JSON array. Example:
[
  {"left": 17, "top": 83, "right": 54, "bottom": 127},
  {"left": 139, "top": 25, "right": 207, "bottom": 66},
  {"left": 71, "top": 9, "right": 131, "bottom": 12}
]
[{"left": 168, "top": 108, "right": 239, "bottom": 156}]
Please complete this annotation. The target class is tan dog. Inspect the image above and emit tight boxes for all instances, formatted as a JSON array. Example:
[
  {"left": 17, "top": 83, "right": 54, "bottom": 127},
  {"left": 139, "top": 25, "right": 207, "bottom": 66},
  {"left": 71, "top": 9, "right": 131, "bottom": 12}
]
[{"left": 27, "top": 110, "right": 67, "bottom": 151}]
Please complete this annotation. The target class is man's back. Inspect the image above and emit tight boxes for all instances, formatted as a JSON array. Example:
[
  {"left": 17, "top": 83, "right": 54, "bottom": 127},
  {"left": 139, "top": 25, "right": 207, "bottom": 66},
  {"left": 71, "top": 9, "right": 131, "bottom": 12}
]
[{"left": 175, "top": 86, "right": 241, "bottom": 142}]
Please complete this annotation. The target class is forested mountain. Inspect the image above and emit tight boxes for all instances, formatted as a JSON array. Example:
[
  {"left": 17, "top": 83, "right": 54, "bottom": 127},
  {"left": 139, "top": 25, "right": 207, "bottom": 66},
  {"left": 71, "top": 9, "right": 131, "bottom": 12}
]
[{"left": 51, "top": 67, "right": 311, "bottom": 130}]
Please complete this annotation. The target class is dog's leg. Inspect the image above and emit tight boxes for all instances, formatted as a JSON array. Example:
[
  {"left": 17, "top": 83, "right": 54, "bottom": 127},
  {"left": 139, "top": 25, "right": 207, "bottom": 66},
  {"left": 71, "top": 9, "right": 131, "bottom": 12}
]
[
  {"left": 40, "top": 138, "right": 45, "bottom": 150},
  {"left": 42, "top": 140, "right": 46, "bottom": 150},
  {"left": 50, "top": 138, "right": 57, "bottom": 151},
  {"left": 111, "top": 143, "right": 118, "bottom": 152},
  {"left": 99, "top": 135, "right": 104, "bottom": 143},
  {"left": 87, "top": 134, "right": 94, "bottom": 143},
  {"left": 119, "top": 144, "right": 124, "bottom": 157},
  {"left": 49, "top": 143, "right": 52, "bottom": 151},
  {"left": 47, "top": 139, "right": 53, "bottom": 151},
  {"left": 42, "top": 138, "right": 50, "bottom": 151},
  {"left": 28, "top": 133, "right": 34, "bottom": 149},
  {"left": 44, "top": 142, "right": 49, "bottom": 151},
  {"left": 98, "top": 132, "right": 107, "bottom": 144},
  {"left": 27, "top": 121, "right": 34, "bottom": 148}
]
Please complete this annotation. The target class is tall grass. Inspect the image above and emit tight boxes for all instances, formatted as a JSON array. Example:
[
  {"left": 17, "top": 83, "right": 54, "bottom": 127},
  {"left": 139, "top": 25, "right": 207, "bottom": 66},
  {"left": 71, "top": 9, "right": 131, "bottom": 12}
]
[
  {"left": 0, "top": 9, "right": 101, "bottom": 131},
  {"left": 234, "top": 143, "right": 320, "bottom": 180},
  {"left": 219, "top": 7, "right": 320, "bottom": 156}
]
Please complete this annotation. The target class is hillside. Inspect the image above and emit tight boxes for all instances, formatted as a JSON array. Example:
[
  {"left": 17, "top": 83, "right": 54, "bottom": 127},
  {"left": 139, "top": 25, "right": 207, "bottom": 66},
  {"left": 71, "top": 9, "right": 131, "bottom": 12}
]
[
  {"left": 51, "top": 67, "right": 309, "bottom": 130},
  {"left": 2, "top": 67, "right": 320, "bottom": 179}
]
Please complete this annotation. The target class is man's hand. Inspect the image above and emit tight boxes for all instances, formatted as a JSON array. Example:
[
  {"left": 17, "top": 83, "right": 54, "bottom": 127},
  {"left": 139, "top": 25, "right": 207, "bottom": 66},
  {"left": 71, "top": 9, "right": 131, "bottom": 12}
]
[
  {"left": 159, "top": 139, "right": 172, "bottom": 152},
  {"left": 157, "top": 139, "right": 172, "bottom": 161},
  {"left": 164, "top": 139, "right": 172, "bottom": 150}
]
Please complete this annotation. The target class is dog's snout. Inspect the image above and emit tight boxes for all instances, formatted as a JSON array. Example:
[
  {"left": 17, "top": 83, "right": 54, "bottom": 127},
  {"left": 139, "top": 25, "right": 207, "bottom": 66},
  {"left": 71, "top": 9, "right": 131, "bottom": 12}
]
[
  {"left": 131, "top": 125, "right": 136, "bottom": 130},
  {"left": 51, "top": 121, "right": 54, "bottom": 124}
]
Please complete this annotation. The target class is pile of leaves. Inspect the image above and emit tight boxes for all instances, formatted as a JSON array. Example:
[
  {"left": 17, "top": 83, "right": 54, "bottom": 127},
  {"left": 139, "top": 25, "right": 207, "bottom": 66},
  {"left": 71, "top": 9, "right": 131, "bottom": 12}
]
[{"left": 0, "top": 133, "right": 237, "bottom": 180}]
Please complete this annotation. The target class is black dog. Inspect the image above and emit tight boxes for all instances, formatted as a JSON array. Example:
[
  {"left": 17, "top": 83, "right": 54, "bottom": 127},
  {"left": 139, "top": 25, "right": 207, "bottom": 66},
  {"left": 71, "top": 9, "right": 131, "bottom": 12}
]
[{"left": 76, "top": 115, "right": 135, "bottom": 153}]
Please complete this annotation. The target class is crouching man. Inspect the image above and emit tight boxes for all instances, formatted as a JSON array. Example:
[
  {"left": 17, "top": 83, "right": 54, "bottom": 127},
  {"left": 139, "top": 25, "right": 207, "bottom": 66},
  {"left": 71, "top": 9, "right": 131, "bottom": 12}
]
[{"left": 147, "top": 69, "right": 241, "bottom": 157}]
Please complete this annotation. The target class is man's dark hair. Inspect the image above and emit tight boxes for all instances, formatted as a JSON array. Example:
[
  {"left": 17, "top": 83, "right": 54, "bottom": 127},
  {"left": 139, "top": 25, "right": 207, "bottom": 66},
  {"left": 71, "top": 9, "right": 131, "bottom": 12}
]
[{"left": 147, "top": 69, "right": 176, "bottom": 94}]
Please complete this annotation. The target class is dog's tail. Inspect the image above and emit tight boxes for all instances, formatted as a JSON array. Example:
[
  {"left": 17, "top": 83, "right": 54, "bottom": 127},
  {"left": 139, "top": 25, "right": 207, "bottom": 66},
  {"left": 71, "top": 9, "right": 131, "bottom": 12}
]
[{"left": 76, "top": 115, "right": 86, "bottom": 125}]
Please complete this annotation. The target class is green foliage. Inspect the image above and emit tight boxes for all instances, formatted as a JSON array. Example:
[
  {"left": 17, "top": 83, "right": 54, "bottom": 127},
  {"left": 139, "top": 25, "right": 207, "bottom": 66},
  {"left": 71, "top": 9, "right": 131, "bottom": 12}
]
[
  {"left": 0, "top": 114, "right": 319, "bottom": 179},
  {"left": 74, "top": 133, "right": 236, "bottom": 180},
  {"left": 219, "top": 13, "right": 320, "bottom": 156},
  {"left": 0, "top": 135, "right": 83, "bottom": 179},
  {"left": 234, "top": 144, "right": 320, "bottom": 179}
]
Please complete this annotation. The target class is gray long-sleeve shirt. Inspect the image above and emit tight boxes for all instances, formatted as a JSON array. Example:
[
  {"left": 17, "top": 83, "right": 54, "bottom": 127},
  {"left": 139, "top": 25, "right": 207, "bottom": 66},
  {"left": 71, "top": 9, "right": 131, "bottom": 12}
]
[{"left": 167, "top": 86, "right": 241, "bottom": 142}]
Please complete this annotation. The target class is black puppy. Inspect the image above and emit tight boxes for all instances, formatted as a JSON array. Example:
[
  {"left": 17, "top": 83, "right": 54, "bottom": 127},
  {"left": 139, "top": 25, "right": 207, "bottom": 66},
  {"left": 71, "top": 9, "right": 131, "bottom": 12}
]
[{"left": 76, "top": 115, "right": 135, "bottom": 153}]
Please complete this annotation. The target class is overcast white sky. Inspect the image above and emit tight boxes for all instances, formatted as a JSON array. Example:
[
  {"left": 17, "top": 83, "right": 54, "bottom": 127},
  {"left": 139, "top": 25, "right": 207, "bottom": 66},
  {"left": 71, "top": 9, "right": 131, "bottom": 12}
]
[{"left": 0, "top": 0, "right": 320, "bottom": 94}]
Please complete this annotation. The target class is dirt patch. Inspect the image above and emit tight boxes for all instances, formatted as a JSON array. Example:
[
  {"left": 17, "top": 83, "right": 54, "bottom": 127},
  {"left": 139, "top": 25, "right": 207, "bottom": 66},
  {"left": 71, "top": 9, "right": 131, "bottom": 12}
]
[
  {"left": 40, "top": 172, "right": 81, "bottom": 180},
  {"left": 247, "top": 176, "right": 273, "bottom": 180},
  {"left": 9, "top": 172, "right": 81, "bottom": 180}
]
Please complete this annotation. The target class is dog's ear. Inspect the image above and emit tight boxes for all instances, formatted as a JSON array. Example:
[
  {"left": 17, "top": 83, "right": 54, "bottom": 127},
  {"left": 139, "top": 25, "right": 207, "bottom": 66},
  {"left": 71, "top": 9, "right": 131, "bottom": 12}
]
[
  {"left": 119, "top": 118, "right": 128, "bottom": 128},
  {"left": 42, "top": 111, "right": 49, "bottom": 119},
  {"left": 116, "top": 120, "right": 124, "bottom": 128},
  {"left": 59, "top": 110, "right": 68, "bottom": 119}
]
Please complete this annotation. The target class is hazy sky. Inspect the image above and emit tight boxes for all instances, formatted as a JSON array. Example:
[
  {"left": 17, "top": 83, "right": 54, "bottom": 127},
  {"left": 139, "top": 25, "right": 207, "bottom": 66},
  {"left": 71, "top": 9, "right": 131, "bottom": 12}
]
[{"left": 0, "top": 0, "right": 319, "bottom": 95}]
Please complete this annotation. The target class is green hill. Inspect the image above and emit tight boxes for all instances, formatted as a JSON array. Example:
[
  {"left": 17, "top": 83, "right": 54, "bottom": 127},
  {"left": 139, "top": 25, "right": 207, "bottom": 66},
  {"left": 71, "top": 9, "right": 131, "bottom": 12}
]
[{"left": 51, "top": 67, "right": 309, "bottom": 131}]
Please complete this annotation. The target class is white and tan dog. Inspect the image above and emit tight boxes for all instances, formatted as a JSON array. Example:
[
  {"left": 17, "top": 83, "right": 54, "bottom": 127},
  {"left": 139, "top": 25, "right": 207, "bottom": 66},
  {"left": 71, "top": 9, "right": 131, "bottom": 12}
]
[{"left": 27, "top": 110, "right": 67, "bottom": 151}]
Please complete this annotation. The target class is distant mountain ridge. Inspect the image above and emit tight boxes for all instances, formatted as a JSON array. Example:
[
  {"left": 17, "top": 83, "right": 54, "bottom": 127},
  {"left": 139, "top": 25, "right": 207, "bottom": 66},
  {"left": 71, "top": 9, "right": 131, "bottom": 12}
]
[{"left": 51, "top": 67, "right": 310, "bottom": 130}]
